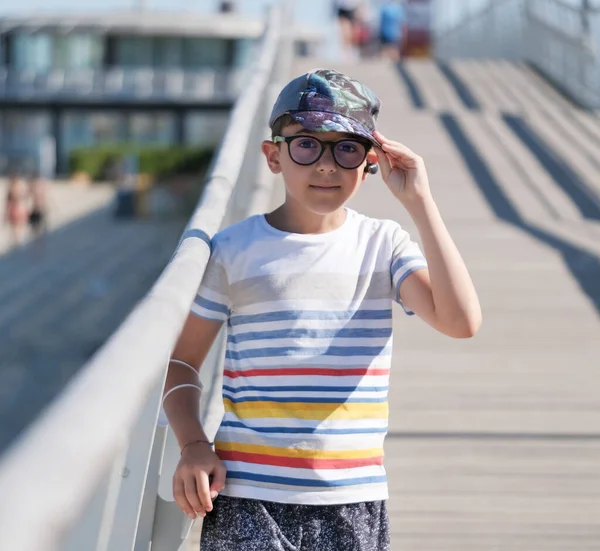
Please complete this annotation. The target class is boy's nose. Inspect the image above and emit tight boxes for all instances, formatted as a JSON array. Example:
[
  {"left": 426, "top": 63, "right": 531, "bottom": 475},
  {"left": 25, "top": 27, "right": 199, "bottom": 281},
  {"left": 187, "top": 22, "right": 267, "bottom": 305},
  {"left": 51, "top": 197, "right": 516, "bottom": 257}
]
[{"left": 316, "top": 146, "right": 337, "bottom": 173}]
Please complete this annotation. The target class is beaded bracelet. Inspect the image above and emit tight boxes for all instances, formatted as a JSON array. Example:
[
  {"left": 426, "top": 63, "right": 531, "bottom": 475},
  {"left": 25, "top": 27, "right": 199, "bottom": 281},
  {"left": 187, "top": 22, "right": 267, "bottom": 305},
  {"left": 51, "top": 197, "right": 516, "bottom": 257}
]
[{"left": 181, "top": 439, "right": 214, "bottom": 455}]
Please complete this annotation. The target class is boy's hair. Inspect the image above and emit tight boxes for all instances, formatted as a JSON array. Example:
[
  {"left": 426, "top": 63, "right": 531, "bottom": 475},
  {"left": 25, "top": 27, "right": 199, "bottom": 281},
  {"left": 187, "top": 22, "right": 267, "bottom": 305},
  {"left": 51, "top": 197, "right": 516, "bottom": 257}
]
[{"left": 270, "top": 114, "right": 295, "bottom": 141}]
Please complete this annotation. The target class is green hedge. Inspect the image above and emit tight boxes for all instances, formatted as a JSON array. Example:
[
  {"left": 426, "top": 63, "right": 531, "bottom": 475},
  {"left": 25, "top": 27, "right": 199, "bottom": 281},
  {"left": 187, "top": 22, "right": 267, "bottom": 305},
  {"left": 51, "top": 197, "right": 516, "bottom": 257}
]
[{"left": 69, "top": 144, "right": 214, "bottom": 181}]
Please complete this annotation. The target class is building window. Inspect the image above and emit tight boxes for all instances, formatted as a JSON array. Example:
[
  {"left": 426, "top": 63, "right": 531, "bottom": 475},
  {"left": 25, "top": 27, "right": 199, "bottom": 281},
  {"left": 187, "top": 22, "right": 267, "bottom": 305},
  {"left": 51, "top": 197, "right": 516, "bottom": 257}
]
[
  {"left": 185, "top": 112, "right": 229, "bottom": 146},
  {"left": 54, "top": 34, "right": 104, "bottom": 70},
  {"left": 0, "top": 110, "right": 52, "bottom": 172},
  {"left": 128, "top": 112, "right": 175, "bottom": 145},
  {"left": 12, "top": 32, "right": 53, "bottom": 71},
  {"left": 115, "top": 37, "right": 154, "bottom": 68},
  {"left": 154, "top": 38, "right": 183, "bottom": 69},
  {"left": 232, "top": 39, "right": 257, "bottom": 68},
  {"left": 183, "top": 38, "right": 228, "bottom": 69}
]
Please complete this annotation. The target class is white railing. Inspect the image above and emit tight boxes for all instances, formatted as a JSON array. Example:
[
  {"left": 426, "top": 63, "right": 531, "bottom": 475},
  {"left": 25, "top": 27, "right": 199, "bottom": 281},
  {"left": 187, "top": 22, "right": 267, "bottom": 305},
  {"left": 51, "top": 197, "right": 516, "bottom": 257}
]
[
  {"left": 433, "top": 0, "right": 600, "bottom": 109},
  {"left": 433, "top": 0, "right": 526, "bottom": 60},
  {"left": 0, "top": 67, "right": 247, "bottom": 102},
  {"left": 526, "top": 0, "right": 600, "bottom": 108},
  {"left": 0, "top": 3, "right": 293, "bottom": 551}
]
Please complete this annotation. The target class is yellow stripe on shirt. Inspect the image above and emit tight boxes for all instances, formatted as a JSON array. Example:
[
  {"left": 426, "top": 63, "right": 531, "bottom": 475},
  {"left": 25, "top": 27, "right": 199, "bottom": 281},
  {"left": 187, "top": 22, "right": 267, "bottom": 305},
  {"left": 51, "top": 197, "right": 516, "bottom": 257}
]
[{"left": 223, "top": 398, "right": 388, "bottom": 420}]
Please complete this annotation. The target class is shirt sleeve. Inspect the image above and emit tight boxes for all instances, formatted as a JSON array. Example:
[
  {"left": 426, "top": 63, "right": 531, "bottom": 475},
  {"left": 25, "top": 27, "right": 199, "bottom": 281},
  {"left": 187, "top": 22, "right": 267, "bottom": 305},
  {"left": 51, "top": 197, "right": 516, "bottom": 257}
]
[
  {"left": 390, "top": 224, "right": 428, "bottom": 315},
  {"left": 190, "top": 241, "right": 231, "bottom": 322}
]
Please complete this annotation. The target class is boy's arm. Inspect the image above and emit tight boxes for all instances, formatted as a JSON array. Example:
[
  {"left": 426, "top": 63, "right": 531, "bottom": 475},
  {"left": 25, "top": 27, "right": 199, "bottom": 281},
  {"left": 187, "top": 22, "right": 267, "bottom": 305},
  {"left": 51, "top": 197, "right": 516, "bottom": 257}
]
[
  {"left": 373, "top": 130, "right": 482, "bottom": 338},
  {"left": 399, "top": 198, "right": 481, "bottom": 338},
  {"left": 163, "top": 313, "right": 223, "bottom": 450}
]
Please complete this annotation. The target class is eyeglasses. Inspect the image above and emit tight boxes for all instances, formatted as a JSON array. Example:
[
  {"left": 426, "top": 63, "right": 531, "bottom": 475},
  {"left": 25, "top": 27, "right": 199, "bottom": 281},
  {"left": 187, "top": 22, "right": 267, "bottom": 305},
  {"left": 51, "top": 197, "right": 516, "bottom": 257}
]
[{"left": 273, "top": 135, "right": 370, "bottom": 170}]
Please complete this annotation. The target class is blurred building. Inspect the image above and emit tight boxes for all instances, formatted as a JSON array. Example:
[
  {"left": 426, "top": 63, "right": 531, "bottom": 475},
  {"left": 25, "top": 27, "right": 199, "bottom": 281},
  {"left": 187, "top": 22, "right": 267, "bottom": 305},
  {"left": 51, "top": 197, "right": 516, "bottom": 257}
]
[{"left": 0, "top": 11, "right": 264, "bottom": 174}]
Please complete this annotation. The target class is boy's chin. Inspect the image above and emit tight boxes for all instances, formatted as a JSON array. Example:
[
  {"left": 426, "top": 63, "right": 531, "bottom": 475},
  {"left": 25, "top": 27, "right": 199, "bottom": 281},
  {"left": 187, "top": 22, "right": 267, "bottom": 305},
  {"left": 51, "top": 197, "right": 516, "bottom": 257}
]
[{"left": 303, "top": 198, "right": 348, "bottom": 215}]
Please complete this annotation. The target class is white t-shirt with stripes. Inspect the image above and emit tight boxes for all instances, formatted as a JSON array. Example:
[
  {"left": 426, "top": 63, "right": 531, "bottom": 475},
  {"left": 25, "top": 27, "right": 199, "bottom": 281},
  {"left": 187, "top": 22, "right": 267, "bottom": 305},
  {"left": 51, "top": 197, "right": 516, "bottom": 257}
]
[{"left": 191, "top": 208, "right": 427, "bottom": 505}]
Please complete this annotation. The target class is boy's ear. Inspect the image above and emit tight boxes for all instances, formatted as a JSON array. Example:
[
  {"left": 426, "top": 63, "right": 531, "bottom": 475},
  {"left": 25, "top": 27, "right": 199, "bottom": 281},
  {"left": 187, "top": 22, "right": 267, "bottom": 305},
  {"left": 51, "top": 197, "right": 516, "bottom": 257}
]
[
  {"left": 366, "top": 150, "right": 378, "bottom": 165},
  {"left": 362, "top": 150, "right": 379, "bottom": 180},
  {"left": 261, "top": 140, "right": 282, "bottom": 174}
]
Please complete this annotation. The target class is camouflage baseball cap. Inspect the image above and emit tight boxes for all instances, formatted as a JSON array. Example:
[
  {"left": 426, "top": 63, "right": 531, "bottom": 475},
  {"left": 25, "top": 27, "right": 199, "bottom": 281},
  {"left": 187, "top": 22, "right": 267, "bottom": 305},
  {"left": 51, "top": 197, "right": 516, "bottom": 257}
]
[{"left": 269, "top": 69, "right": 382, "bottom": 148}]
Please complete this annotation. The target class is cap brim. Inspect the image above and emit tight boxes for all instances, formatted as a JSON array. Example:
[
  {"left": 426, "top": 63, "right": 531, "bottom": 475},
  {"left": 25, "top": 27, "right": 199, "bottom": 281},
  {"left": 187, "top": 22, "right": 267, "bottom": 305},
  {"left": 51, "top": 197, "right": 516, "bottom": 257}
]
[{"left": 288, "top": 111, "right": 381, "bottom": 148}]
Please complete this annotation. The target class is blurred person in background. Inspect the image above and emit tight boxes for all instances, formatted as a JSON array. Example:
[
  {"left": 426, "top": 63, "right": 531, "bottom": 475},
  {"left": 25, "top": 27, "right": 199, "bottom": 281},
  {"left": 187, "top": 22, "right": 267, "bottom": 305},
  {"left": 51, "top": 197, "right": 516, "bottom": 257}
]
[
  {"left": 28, "top": 173, "right": 49, "bottom": 250},
  {"left": 219, "top": 1, "right": 235, "bottom": 13},
  {"left": 354, "top": 2, "right": 376, "bottom": 58},
  {"left": 334, "top": 0, "right": 362, "bottom": 60},
  {"left": 4, "top": 172, "right": 29, "bottom": 247},
  {"left": 379, "top": 0, "right": 407, "bottom": 61}
]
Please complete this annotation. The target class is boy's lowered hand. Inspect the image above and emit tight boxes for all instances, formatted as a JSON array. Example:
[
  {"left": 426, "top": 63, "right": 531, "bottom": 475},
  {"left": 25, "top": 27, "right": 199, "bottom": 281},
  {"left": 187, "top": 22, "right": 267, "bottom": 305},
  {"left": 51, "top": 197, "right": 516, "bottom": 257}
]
[
  {"left": 373, "top": 130, "right": 432, "bottom": 206},
  {"left": 173, "top": 442, "right": 226, "bottom": 519}
]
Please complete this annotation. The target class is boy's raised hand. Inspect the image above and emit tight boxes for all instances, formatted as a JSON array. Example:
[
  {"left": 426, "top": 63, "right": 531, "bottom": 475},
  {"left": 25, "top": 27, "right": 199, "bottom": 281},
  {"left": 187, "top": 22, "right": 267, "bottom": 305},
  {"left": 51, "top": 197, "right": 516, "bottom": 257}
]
[{"left": 373, "top": 131, "right": 432, "bottom": 206}]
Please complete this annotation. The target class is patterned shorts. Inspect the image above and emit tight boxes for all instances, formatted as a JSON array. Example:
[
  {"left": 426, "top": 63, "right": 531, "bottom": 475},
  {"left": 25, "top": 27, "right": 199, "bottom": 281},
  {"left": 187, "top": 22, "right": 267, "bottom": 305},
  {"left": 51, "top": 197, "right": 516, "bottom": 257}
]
[{"left": 200, "top": 495, "right": 390, "bottom": 551}]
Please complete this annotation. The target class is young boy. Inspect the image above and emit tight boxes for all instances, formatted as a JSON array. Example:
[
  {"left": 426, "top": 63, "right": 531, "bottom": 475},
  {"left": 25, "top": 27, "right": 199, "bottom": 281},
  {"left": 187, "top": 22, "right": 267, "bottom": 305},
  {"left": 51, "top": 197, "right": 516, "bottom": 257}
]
[{"left": 162, "top": 68, "right": 481, "bottom": 550}]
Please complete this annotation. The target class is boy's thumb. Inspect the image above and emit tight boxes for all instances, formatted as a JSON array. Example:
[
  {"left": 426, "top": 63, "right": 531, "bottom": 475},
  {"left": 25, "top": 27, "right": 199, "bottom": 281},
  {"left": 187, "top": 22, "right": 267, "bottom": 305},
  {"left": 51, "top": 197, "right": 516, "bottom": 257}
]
[{"left": 210, "top": 464, "right": 227, "bottom": 496}]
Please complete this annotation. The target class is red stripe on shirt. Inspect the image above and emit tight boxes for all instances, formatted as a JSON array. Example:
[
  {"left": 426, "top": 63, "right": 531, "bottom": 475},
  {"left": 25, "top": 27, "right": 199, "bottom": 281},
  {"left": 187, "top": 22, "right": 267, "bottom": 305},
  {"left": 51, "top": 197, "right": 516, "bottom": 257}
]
[
  {"left": 223, "top": 367, "right": 390, "bottom": 378},
  {"left": 217, "top": 450, "right": 384, "bottom": 469}
]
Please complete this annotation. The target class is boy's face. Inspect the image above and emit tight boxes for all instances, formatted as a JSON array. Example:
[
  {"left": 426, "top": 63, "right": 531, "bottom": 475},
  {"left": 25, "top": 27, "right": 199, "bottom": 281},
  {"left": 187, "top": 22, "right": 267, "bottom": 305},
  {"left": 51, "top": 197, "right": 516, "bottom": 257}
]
[{"left": 262, "top": 123, "right": 378, "bottom": 216}]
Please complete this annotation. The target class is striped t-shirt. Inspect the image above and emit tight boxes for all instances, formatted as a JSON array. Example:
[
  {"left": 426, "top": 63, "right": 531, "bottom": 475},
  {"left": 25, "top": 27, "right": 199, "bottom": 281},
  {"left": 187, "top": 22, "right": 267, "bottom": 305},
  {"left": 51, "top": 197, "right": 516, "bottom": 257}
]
[{"left": 192, "top": 208, "right": 427, "bottom": 505}]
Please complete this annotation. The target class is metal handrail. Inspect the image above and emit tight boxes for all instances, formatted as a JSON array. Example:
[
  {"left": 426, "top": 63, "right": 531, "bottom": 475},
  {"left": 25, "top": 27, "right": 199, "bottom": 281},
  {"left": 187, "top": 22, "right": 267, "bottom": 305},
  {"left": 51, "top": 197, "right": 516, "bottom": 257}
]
[
  {"left": 546, "top": 0, "right": 600, "bottom": 14},
  {"left": 0, "top": 4, "right": 286, "bottom": 551},
  {"left": 526, "top": 0, "right": 600, "bottom": 107},
  {"left": 434, "top": 0, "right": 600, "bottom": 41},
  {"left": 433, "top": 0, "right": 521, "bottom": 38}
]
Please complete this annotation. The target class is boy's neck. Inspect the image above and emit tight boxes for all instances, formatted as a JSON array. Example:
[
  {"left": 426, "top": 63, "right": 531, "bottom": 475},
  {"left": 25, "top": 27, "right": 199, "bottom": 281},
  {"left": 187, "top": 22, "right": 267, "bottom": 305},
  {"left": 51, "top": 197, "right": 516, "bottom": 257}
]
[{"left": 265, "top": 202, "right": 348, "bottom": 235}]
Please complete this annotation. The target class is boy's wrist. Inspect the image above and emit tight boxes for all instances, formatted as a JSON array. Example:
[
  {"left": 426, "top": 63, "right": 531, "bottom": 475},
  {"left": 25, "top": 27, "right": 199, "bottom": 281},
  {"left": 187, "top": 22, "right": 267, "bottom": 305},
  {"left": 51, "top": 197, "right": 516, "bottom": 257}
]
[
  {"left": 401, "top": 194, "right": 437, "bottom": 219},
  {"left": 171, "top": 421, "right": 210, "bottom": 452},
  {"left": 181, "top": 438, "right": 214, "bottom": 455}
]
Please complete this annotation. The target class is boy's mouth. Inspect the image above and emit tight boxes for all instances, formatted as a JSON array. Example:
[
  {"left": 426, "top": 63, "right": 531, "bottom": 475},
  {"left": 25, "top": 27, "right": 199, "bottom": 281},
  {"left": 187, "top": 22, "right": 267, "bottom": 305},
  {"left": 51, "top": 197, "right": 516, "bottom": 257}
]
[{"left": 309, "top": 184, "right": 341, "bottom": 191}]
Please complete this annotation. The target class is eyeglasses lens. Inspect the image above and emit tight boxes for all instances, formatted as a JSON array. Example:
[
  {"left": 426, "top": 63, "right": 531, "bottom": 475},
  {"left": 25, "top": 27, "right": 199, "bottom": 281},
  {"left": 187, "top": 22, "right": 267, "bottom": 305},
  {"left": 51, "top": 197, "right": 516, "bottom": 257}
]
[
  {"left": 289, "top": 137, "right": 367, "bottom": 169},
  {"left": 334, "top": 140, "right": 367, "bottom": 169},
  {"left": 289, "top": 137, "right": 322, "bottom": 165}
]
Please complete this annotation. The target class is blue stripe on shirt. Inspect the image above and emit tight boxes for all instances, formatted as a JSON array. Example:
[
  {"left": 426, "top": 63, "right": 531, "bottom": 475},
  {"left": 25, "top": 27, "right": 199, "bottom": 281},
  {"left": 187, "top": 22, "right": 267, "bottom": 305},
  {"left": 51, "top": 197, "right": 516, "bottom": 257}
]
[
  {"left": 391, "top": 255, "right": 426, "bottom": 276},
  {"left": 180, "top": 228, "right": 211, "bottom": 249},
  {"left": 229, "top": 309, "right": 392, "bottom": 327},
  {"left": 219, "top": 421, "right": 388, "bottom": 434},
  {"left": 225, "top": 471, "right": 387, "bottom": 487},
  {"left": 395, "top": 265, "right": 426, "bottom": 289},
  {"left": 222, "top": 394, "right": 387, "bottom": 404},
  {"left": 225, "top": 345, "right": 392, "bottom": 361},
  {"left": 194, "top": 295, "right": 229, "bottom": 315}
]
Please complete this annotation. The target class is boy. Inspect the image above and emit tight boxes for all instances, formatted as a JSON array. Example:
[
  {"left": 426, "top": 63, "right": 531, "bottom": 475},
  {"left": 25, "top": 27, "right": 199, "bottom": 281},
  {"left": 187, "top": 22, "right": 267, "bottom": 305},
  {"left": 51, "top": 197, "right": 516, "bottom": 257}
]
[{"left": 162, "top": 69, "right": 481, "bottom": 550}]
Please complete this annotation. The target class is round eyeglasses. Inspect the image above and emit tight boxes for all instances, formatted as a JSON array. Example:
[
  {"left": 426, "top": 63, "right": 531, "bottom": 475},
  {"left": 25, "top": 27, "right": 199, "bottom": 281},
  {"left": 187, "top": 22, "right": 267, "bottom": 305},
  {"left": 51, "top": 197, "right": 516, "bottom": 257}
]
[{"left": 273, "top": 135, "right": 370, "bottom": 170}]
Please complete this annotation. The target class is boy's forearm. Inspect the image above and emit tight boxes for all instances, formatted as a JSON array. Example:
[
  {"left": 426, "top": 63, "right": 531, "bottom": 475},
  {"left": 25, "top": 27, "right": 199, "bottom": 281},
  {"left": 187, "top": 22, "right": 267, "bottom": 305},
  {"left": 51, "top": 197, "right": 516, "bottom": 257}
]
[
  {"left": 163, "top": 366, "right": 210, "bottom": 450},
  {"left": 405, "top": 196, "right": 481, "bottom": 331},
  {"left": 163, "top": 315, "right": 224, "bottom": 448}
]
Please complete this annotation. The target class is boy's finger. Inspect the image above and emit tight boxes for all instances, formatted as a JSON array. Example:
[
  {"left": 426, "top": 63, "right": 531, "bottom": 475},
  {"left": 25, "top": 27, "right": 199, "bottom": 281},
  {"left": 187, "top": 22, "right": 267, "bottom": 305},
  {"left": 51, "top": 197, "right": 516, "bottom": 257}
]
[
  {"left": 375, "top": 148, "right": 392, "bottom": 180},
  {"left": 381, "top": 142, "right": 418, "bottom": 161},
  {"left": 196, "top": 471, "right": 214, "bottom": 512},
  {"left": 375, "top": 131, "right": 414, "bottom": 155},
  {"left": 173, "top": 477, "right": 197, "bottom": 519},
  {"left": 183, "top": 475, "right": 206, "bottom": 517},
  {"left": 381, "top": 144, "right": 421, "bottom": 168},
  {"left": 210, "top": 463, "right": 227, "bottom": 497},
  {"left": 373, "top": 130, "right": 387, "bottom": 142}
]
